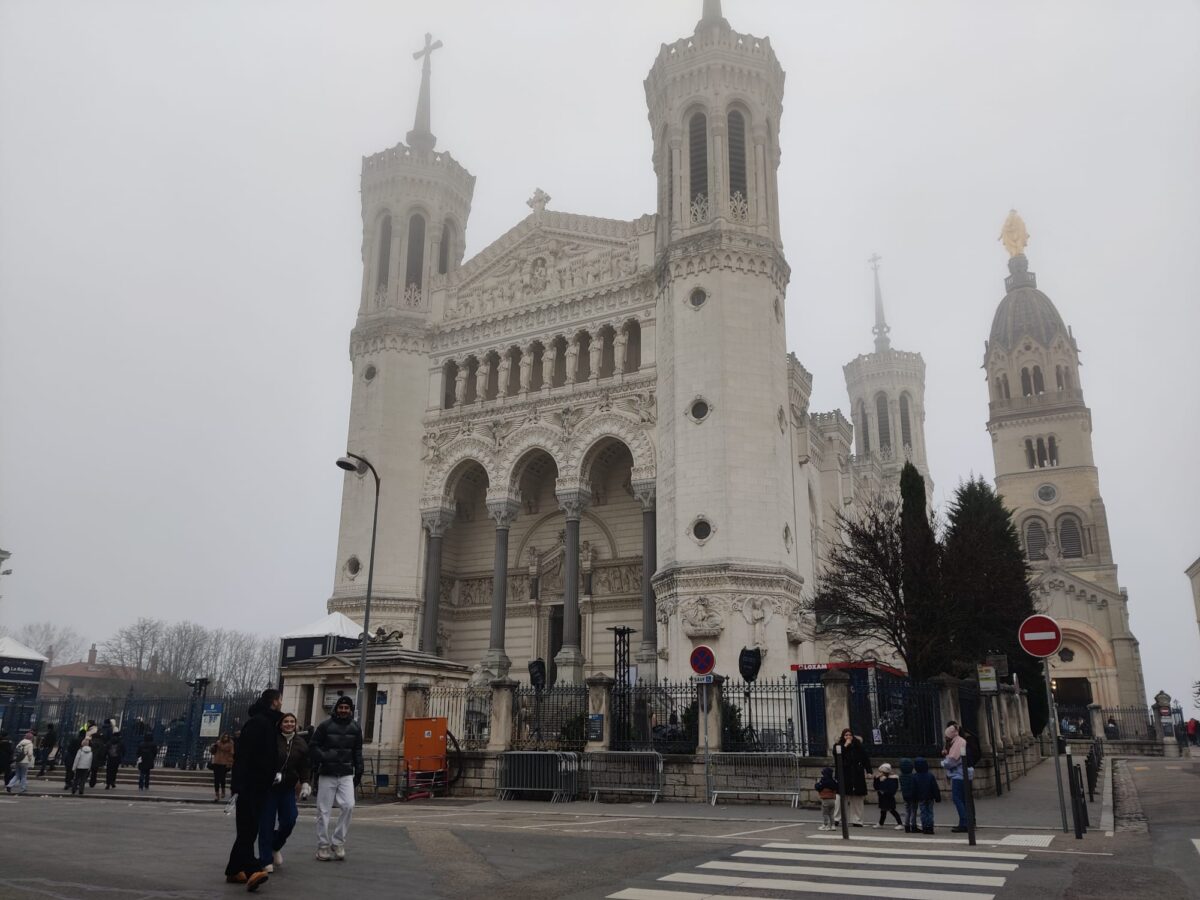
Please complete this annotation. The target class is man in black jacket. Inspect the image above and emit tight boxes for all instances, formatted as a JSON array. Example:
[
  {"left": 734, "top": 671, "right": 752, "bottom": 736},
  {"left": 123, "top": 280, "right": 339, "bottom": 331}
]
[
  {"left": 224, "top": 689, "right": 282, "bottom": 891},
  {"left": 310, "top": 695, "right": 363, "bottom": 861}
]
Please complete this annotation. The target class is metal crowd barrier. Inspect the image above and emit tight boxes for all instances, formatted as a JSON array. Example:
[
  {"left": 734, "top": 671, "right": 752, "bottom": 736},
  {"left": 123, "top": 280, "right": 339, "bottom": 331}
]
[
  {"left": 583, "top": 751, "right": 663, "bottom": 803},
  {"left": 709, "top": 752, "right": 802, "bottom": 808},
  {"left": 497, "top": 751, "right": 579, "bottom": 803}
]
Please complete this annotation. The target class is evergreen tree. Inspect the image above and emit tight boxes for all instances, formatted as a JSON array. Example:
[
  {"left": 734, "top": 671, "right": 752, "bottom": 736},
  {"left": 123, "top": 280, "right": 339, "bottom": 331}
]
[
  {"left": 942, "top": 477, "right": 1047, "bottom": 735},
  {"left": 899, "top": 463, "right": 950, "bottom": 679}
]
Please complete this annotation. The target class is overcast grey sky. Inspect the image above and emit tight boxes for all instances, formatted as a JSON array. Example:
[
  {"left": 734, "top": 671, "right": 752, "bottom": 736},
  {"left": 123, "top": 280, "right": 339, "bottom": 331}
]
[{"left": 2, "top": 1, "right": 1197, "bottom": 709}]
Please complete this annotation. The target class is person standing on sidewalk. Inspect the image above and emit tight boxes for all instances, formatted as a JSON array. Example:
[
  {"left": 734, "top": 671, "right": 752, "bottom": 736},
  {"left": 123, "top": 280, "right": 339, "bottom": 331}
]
[
  {"left": 310, "top": 695, "right": 363, "bottom": 861},
  {"left": 71, "top": 738, "right": 94, "bottom": 795},
  {"left": 941, "top": 723, "right": 969, "bottom": 833},
  {"left": 873, "top": 763, "right": 903, "bottom": 829},
  {"left": 225, "top": 689, "right": 282, "bottom": 891},
  {"left": 6, "top": 731, "right": 34, "bottom": 794},
  {"left": 63, "top": 728, "right": 84, "bottom": 790},
  {"left": 136, "top": 733, "right": 158, "bottom": 791},
  {"left": 37, "top": 724, "right": 57, "bottom": 776},
  {"left": 898, "top": 757, "right": 918, "bottom": 832},
  {"left": 210, "top": 733, "right": 235, "bottom": 802},
  {"left": 814, "top": 766, "right": 839, "bottom": 831},
  {"left": 104, "top": 726, "right": 122, "bottom": 789},
  {"left": 833, "top": 728, "right": 871, "bottom": 827},
  {"left": 912, "top": 756, "right": 941, "bottom": 834},
  {"left": 259, "top": 713, "right": 311, "bottom": 873}
]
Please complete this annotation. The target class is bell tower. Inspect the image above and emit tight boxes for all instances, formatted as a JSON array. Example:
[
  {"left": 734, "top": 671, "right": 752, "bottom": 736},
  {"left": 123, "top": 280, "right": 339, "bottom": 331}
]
[
  {"left": 327, "top": 34, "right": 475, "bottom": 639},
  {"left": 646, "top": 2, "right": 803, "bottom": 675}
]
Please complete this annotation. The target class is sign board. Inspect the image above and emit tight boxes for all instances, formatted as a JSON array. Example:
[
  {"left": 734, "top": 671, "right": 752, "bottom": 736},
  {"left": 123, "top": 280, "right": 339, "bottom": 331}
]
[
  {"left": 376, "top": 690, "right": 388, "bottom": 705},
  {"left": 689, "top": 645, "right": 715, "bottom": 676},
  {"left": 323, "top": 686, "right": 354, "bottom": 709},
  {"left": 586, "top": 713, "right": 604, "bottom": 742},
  {"left": 0, "top": 657, "right": 42, "bottom": 702},
  {"left": 985, "top": 654, "right": 1010, "bottom": 678},
  {"left": 690, "top": 674, "right": 714, "bottom": 684},
  {"left": 199, "top": 702, "right": 223, "bottom": 738},
  {"left": 872, "top": 728, "right": 883, "bottom": 744},
  {"left": 1018, "top": 614, "right": 1063, "bottom": 658},
  {"left": 977, "top": 665, "right": 999, "bottom": 694}
]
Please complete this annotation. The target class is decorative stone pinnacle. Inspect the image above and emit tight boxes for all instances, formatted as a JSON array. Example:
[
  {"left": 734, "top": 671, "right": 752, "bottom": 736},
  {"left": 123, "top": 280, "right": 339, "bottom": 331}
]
[{"left": 527, "top": 188, "right": 551, "bottom": 213}]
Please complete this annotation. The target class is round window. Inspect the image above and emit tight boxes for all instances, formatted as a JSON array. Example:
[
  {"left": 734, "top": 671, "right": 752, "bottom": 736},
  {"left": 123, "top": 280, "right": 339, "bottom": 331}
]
[
  {"left": 363, "top": 364, "right": 377, "bottom": 382},
  {"left": 690, "top": 399, "right": 710, "bottom": 421},
  {"left": 1037, "top": 483, "right": 1057, "bottom": 504},
  {"left": 692, "top": 518, "right": 712, "bottom": 541},
  {"left": 689, "top": 288, "right": 708, "bottom": 309},
  {"left": 346, "top": 556, "right": 362, "bottom": 577}
]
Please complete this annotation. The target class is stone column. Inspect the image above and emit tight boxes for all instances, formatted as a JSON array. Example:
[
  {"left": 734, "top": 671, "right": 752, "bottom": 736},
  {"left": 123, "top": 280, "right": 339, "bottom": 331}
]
[
  {"left": 420, "top": 508, "right": 453, "bottom": 655},
  {"left": 632, "top": 481, "right": 658, "bottom": 678},
  {"left": 930, "top": 674, "right": 962, "bottom": 731},
  {"left": 403, "top": 680, "right": 429, "bottom": 720},
  {"left": 585, "top": 674, "right": 614, "bottom": 752},
  {"left": 482, "top": 498, "right": 520, "bottom": 679},
  {"left": 1087, "top": 703, "right": 1104, "bottom": 742},
  {"left": 487, "top": 678, "right": 516, "bottom": 752},
  {"left": 821, "top": 669, "right": 852, "bottom": 752},
  {"left": 542, "top": 341, "right": 557, "bottom": 390},
  {"left": 698, "top": 674, "right": 725, "bottom": 753},
  {"left": 554, "top": 488, "right": 588, "bottom": 683},
  {"left": 588, "top": 329, "right": 602, "bottom": 382}
]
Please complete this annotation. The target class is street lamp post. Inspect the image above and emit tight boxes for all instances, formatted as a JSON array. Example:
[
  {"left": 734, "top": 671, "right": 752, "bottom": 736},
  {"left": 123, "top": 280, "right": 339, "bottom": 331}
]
[{"left": 336, "top": 452, "right": 380, "bottom": 726}]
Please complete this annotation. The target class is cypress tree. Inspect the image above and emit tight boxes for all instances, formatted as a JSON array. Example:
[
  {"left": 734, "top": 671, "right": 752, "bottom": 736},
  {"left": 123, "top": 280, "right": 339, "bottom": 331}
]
[
  {"left": 899, "top": 463, "right": 949, "bottom": 679},
  {"left": 942, "top": 477, "right": 1047, "bottom": 735}
]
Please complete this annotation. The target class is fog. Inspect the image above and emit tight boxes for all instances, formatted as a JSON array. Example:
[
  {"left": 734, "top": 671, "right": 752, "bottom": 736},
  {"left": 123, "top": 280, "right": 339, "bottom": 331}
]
[{"left": 1, "top": 1, "right": 1197, "bottom": 709}]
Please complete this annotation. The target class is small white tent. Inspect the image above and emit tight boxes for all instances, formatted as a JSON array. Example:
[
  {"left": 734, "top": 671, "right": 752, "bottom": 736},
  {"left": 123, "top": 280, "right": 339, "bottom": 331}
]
[
  {"left": 0, "top": 636, "right": 48, "bottom": 662},
  {"left": 281, "top": 612, "right": 362, "bottom": 640}
]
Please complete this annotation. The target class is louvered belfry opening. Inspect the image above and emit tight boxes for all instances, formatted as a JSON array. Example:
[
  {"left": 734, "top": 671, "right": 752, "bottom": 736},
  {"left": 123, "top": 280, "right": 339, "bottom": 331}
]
[
  {"left": 438, "top": 221, "right": 454, "bottom": 275},
  {"left": 1026, "top": 519, "right": 1048, "bottom": 560},
  {"left": 900, "top": 394, "right": 913, "bottom": 448},
  {"left": 727, "top": 110, "right": 747, "bottom": 201},
  {"left": 376, "top": 215, "right": 392, "bottom": 290},
  {"left": 876, "top": 392, "right": 892, "bottom": 452},
  {"left": 406, "top": 213, "right": 426, "bottom": 290},
  {"left": 1059, "top": 516, "right": 1084, "bottom": 558},
  {"left": 689, "top": 112, "right": 708, "bottom": 205}
]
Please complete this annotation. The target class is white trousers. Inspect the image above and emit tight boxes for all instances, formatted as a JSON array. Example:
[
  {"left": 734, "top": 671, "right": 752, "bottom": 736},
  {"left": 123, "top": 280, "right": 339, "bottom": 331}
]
[
  {"left": 834, "top": 794, "right": 865, "bottom": 825},
  {"left": 315, "top": 775, "right": 355, "bottom": 849}
]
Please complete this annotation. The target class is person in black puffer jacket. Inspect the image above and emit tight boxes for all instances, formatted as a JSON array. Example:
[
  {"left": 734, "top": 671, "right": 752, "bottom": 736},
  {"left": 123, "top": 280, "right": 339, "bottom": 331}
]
[
  {"left": 224, "top": 689, "right": 281, "bottom": 891},
  {"left": 309, "top": 695, "right": 363, "bottom": 861}
]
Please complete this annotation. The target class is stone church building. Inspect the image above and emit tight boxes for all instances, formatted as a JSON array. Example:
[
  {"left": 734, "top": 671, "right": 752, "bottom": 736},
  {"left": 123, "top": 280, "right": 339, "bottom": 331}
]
[{"left": 322, "top": 3, "right": 1144, "bottom": 706}]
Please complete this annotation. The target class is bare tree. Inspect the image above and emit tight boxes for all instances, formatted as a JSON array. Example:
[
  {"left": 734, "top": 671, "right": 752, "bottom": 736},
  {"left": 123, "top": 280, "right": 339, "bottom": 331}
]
[
  {"left": 15, "top": 621, "right": 87, "bottom": 666},
  {"left": 99, "top": 617, "right": 164, "bottom": 674},
  {"left": 157, "top": 621, "right": 210, "bottom": 682}
]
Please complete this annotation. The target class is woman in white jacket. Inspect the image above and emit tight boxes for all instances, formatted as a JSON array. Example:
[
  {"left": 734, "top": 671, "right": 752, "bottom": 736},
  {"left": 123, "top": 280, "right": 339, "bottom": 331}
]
[
  {"left": 6, "top": 732, "right": 35, "bottom": 794},
  {"left": 71, "top": 738, "right": 94, "bottom": 795}
]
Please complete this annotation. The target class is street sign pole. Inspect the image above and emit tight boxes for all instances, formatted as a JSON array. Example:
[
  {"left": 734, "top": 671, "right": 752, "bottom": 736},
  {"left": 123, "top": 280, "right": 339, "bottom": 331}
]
[{"left": 1045, "top": 658, "right": 1068, "bottom": 832}]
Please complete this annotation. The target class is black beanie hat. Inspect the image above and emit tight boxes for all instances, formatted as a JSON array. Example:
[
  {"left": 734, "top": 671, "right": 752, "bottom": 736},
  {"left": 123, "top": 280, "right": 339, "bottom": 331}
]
[{"left": 334, "top": 695, "right": 354, "bottom": 711}]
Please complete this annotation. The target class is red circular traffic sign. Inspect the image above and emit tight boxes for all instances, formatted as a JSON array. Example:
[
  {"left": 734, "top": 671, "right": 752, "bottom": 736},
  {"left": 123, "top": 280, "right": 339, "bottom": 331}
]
[
  {"left": 690, "top": 644, "right": 716, "bottom": 676},
  {"left": 1018, "top": 614, "right": 1063, "bottom": 658}
]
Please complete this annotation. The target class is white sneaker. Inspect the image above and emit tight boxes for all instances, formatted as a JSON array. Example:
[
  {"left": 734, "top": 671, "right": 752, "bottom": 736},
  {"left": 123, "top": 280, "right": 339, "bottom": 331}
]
[
  {"left": 264, "top": 865, "right": 274, "bottom": 874},
  {"left": 272, "top": 851, "right": 283, "bottom": 867},
  {"left": 894, "top": 824, "right": 905, "bottom": 830},
  {"left": 333, "top": 845, "right": 346, "bottom": 861},
  {"left": 315, "top": 847, "right": 332, "bottom": 861},
  {"left": 872, "top": 824, "right": 881, "bottom": 829}
]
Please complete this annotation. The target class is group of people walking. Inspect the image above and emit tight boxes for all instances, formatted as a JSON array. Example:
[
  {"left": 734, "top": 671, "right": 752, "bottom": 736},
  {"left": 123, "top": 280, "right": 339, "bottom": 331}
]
[
  {"left": 2, "top": 719, "right": 161, "bottom": 795},
  {"left": 815, "top": 722, "right": 978, "bottom": 834},
  {"left": 223, "top": 688, "right": 364, "bottom": 892}
]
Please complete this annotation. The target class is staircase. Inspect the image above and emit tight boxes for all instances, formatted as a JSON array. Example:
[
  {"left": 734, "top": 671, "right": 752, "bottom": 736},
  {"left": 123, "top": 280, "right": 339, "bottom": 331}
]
[{"left": 30, "top": 766, "right": 215, "bottom": 789}]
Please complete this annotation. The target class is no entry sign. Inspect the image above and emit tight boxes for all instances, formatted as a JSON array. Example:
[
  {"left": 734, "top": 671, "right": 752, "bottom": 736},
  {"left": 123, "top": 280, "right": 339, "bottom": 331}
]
[
  {"left": 690, "top": 644, "right": 716, "bottom": 676},
  {"left": 1018, "top": 614, "right": 1063, "bottom": 658}
]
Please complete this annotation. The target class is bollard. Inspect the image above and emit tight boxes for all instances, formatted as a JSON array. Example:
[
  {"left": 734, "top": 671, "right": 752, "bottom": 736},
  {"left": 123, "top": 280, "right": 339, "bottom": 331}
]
[{"left": 835, "top": 743, "right": 849, "bottom": 840}]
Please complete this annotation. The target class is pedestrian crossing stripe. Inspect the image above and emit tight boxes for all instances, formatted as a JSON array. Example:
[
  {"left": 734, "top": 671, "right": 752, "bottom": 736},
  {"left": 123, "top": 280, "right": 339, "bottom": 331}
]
[
  {"left": 701, "top": 860, "right": 1006, "bottom": 887},
  {"left": 736, "top": 849, "right": 1018, "bottom": 872},
  {"left": 762, "top": 841, "right": 1026, "bottom": 861}
]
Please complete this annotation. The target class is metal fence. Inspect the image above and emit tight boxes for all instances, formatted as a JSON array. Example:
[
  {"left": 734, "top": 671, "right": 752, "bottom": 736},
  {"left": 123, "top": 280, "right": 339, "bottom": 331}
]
[
  {"left": 582, "top": 751, "right": 663, "bottom": 802},
  {"left": 709, "top": 752, "right": 803, "bottom": 807},
  {"left": 510, "top": 684, "right": 589, "bottom": 751},
  {"left": 850, "top": 677, "right": 942, "bottom": 757},
  {"left": 722, "top": 677, "right": 809, "bottom": 753},
  {"left": 611, "top": 680, "right": 697, "bottom": 754},
  {"left": 497, "top": 750, "right": 580, "bottom": 802},
  {"left": 1098, "top": 706, "right": 1157, "bottom": 741},
  {"left": 1055, "top": 705, "right": 1094, "bottom": 737},
  {"left": 427, "top": 685, "right": 492, "bottom": 750}
]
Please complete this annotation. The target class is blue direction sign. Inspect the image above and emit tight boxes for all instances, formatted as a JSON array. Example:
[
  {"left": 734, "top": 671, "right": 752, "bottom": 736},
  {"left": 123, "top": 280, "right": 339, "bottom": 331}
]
[{"left": 689, "top": 644, "right": 716, "bottom": 676}]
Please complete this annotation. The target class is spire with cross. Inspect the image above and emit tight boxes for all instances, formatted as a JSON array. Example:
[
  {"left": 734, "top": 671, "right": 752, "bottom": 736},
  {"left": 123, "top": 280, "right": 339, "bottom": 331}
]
[
  {"left": 869, "top": 253, "right": 891, "bottom": 353},
  {"left": 406, "top": 32, "right": 443, "bottom": 154}
]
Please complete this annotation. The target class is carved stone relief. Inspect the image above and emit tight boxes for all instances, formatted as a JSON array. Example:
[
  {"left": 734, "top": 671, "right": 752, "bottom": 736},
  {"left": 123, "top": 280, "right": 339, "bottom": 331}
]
[{"left": 680, "top": 596, "right": 725, "bottom": 638}]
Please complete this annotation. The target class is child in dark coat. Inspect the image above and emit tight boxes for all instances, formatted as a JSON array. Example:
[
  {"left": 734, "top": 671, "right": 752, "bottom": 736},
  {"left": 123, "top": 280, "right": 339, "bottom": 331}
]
[
  {"left": 898, "top": 757, "right": 918, "bottom": 832},
  {"left": 814, "top": 766, "right": 839, "bottom": 831},
  {"left": 912, "top": 756, "right": 941, "bottom": 834},
  {"left": 872, "top": 763, "right": 902, "bottom": 828}
]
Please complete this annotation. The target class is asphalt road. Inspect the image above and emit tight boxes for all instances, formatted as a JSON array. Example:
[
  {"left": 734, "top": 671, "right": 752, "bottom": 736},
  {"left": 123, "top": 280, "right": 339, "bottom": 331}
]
[{"left": 0, "top": 769, "right": 1194, "bottom": 900}]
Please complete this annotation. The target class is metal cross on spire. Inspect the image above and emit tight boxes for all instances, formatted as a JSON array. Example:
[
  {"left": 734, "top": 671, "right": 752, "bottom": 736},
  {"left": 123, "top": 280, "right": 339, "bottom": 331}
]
[
  {"left": 869, "top": 253, "right": 892, "bottom": 353},
  {"left": 407, "top": 32, "right": 443, "bottom": 154}
]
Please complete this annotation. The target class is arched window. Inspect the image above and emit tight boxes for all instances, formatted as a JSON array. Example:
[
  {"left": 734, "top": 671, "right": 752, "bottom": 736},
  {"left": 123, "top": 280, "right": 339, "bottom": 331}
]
[
  {"left": 899, "top": 393, "right": 913, "bottom": 448},
  {"left": 1024, "top": 439, "right": 1036, "bottom": 469},
  {"left": 551, "top": 336, "right": 568, "bottom": 388},
  {"left": 1055, "top": 365, "right": 1064, "bottom": 391},
  {"left": 375, "top": 215, "right": 392, "bottom": 291},
  {"left": 858, "top": 401, "right": 871, "bottom": 455},
  {"left": 1058, "top": 515, "right": 1083, "bottom": 558},
  {"left": 597, "top": 326, "right": 616, "bottom": 378},
  {"left": 438, "top": 221, "right": 456, "bottom": 275},
  {"left": 876, "top": 393, "right": 892, "bottom": 452},
  {"left": 574, "top": 331, "right": 591, "bottom": 382},
  {"left": 405, "top": 213, "right": 426, "bottom": 292},
  {"left": 622, "top": 319, "right": 642, "bottom": 373},
  {"left": 506, "top": 347, "right": 522, "bottom": 396},
  {"left": 529, "top": 341, "right": 545, "bottom": 392},
  {"left": 442, "top": 360, "right": 458, "bottom": 409},
  {"left": 1001, "top": 373, "right": 1011, "bottom": 399},
  {"left": 1048, "top": 436, "right": 1059, "bottom": 466},
  {"left": 1033, "top": 366, "right": 1045, "bottom": 394},
  {"left": 1036, "top": 437, "right": 1048, "bottom": 468},
  {"left": 688, "top": 112, "right": 708, "bottom": 213},
  {"left": 726, "top": 110, "right": 747, "bottom": 214},
  {"left": 463, "top": 356, "right": 479, "bottom": 404},
  {"left": 1025, "top": 519, "right": 1048, "bottom": 560},
  {"left": 483, "top": 350, "right": 500, "bottom": 401},
  {"left": 1063, "top": 367, "right": 1072, "bottom": 390},
  {"left": 1020, "top": 368, "right": 1033, "bottom": 397}
]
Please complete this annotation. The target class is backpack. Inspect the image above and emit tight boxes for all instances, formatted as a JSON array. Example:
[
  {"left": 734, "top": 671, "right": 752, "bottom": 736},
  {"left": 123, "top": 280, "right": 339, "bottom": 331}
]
[{"left": 963, "top": 732, "right": 982, "bottom": 767}]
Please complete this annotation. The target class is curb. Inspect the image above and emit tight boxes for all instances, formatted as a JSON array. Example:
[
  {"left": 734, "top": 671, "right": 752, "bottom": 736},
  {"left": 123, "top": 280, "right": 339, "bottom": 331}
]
[{"left": 1099, "top": 756, "right": 1115, "bottom": 835}]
